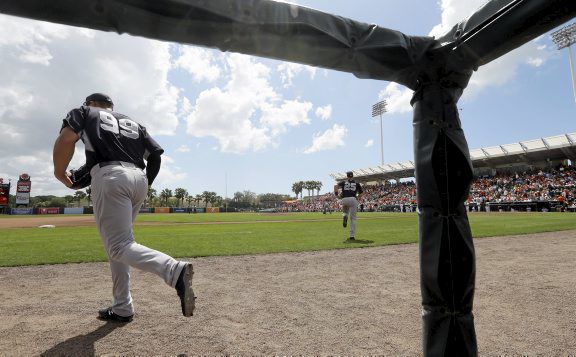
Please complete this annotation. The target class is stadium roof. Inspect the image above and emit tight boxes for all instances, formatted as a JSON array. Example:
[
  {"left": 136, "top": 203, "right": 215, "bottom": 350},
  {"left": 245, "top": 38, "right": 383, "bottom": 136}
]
[{"left": 331, "top": 132, "right": 576, "bottom": 182}]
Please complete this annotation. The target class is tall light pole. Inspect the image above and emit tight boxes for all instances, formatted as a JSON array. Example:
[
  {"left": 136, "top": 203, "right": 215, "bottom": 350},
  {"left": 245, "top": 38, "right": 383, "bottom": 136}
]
[
  {"left": 551, "top": 22, "right": 576, "bottom": 103},
  {"left": 371, "top": 100, "right": 387, "bottom": 165}
]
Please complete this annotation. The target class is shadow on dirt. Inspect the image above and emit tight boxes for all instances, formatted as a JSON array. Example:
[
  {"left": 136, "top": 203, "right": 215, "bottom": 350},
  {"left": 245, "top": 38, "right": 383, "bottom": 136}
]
[{"left": 40, "top": 322, "right": 125, "bottom": 357}]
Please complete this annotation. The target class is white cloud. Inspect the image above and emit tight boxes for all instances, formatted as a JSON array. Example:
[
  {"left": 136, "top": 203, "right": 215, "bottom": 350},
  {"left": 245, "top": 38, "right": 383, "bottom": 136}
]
[
  {"left": 378, "top": 0, "right": 555, "bottom": 111},
  {"left": 277, "top": 62, "right": 317, "bottom": 87},
  {"left": 175, "top": 145, "right": 191, "bottom": 153},
  {"left": 304, "top": 124, "right": 347, "bottom": 154},
  {"left": 429, "top": 0, "right": 487, "bottom": 39},
  {"left": 378, "top": 83, "right": 413, "bottom": 114},
  {"left": 186, "top": 53, "right": 313, "bottom": 153},
  {"left": 0, "top": 14, "right": 182, "bottom": 195},
  {"left": 315, "top": 105, "right": 332, "bottom": 120},
  {"left": 365, "top": 139, "right": 374, "bottom": 148},
  {"left": 464, "top": 40, "right": 552, "bottom": 99},
  {"left": 527, "top": 57, "right": 544, "bottom": 67},
  {"left": 186, "top": 86, "right": 273, "bottom": 153},
  {"left": 260, "top": 100, "right": 313, "bottom": 135},
  {"left": 152, "top": 155, "right": 188, "bottom": 189},
  {"left": 175, "top": 46, "right": 221, "bottom": 83}
]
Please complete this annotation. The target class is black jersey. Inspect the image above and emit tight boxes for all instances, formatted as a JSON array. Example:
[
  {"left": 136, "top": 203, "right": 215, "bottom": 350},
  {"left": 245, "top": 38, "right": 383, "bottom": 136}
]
[
  {"left": 338, "top": 179, "right": 363, "bottom": 198},
  {"left": 61, "top": 106, "right": 164, "bottom": 170}
]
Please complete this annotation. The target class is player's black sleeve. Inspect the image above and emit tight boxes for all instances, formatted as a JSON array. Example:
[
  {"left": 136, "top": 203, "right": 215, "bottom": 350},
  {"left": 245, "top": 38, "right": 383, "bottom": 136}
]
[
  {"left": 357, "top": 183, "right": 363, "bottom": 195},
  {"left": 146, "top": 154, "right": 161, "bottom": 185},
  {"left": 142, "top": 126, "right": 164, "bottom": 156},
  {"left": 61, "top": 107, "right": 87, "bottom": 134}
]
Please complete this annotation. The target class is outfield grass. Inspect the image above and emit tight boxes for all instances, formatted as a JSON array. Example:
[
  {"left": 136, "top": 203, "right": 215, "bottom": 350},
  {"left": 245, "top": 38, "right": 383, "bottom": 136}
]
[{"left": 0, "top": 212, "right": 574, "bottom": 267}]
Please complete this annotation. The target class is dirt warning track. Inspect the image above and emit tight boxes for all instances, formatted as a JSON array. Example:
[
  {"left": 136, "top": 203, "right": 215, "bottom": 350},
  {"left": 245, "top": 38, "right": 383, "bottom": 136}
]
[{"left": 0, "top": 230, "right": 574, "bottom": 355}]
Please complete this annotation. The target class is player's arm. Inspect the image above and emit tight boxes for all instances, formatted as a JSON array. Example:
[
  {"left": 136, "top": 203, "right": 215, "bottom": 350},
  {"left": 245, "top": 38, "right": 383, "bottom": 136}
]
[
  {"left": 333, "top": 183, "right": 339, "bottom": 195},
  {"left": 146, "top": 153, "right": 161, "bottom": 186},
  {"left": 142, "top": 126, "right": 164, "bottom": 186},
  {"left": 53, "top": 127, "right": 80, "bottom": 188}
]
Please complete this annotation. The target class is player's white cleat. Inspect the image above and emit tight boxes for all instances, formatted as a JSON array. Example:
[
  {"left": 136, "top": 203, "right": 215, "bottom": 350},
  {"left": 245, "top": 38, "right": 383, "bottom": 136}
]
[{"left": 176, "top": 263, "right": 195, "bottom": 317}]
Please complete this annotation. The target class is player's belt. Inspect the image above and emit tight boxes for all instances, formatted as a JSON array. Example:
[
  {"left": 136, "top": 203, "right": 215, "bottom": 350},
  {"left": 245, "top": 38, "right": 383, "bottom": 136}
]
[{"left": 99, "top": 161, "right": 138, "bottom": 168}]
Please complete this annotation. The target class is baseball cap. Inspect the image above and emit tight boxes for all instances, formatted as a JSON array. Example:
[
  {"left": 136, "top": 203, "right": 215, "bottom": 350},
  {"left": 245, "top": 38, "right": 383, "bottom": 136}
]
[
  {"left": 346, "top": 171, "right": 354, "bottom": 178},
  {"left": 85, "top": 93, "right": 114, "bottom": 106}
]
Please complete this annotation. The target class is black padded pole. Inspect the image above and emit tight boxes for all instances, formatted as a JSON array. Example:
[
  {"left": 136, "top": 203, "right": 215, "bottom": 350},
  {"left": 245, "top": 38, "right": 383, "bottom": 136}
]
[{"left": 412, "top": 81, "right": 477, "bottom": 356}]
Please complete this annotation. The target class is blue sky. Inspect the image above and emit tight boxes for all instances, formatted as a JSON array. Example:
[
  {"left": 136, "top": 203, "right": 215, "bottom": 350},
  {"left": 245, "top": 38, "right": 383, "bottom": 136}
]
[{"left": 0, "top": 1, "right": 574, "bottom": 198}]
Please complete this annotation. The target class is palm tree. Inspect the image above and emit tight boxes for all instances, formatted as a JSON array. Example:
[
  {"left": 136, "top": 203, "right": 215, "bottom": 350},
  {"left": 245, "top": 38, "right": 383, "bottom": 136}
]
[
  {"left": 64, "top": 195, "right": 75, "bottom": 207},
  {"left": 211, "top": 195, "right": 223, "bottom": 207},
  {"left": 185, "top": 195, "right": 194, "bottom": 207},
  {"left": 314, "top": 180, "right": 323, "bottom": 196},
  {"left": 292, "top": 181, "right": 304, "bottom": 199},
  {"left": 160, "top": 188, "right": 172, "bottom": 206},
  {"left": 174, "top": 188, "right": 188, "bottom": 207},
  {"left": 85, "top": 187, "right": 92, "bottom": 205},
  {"left": 74, "top": 190, "right": 86, "bottom": 207},
  {"left": 201, "top": 191, "right": 217, "bottom": 208},
  {"left": 146, "top": 187, "right": 157, "bottom": 206},
  {"left": 147, "top": 187, "right": 157, "bottom": 200},
  {"left": 194, "top": 194, "right": 203, "bottom": 208},
  {"left": 304, "top": 181, "right": 315, "bottom": 197}
]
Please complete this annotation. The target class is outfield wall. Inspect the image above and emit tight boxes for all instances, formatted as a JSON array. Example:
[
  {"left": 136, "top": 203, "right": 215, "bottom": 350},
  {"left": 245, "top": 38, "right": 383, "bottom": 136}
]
[{"left": 5, "top": 206, "right": 236, "bottom": 215}]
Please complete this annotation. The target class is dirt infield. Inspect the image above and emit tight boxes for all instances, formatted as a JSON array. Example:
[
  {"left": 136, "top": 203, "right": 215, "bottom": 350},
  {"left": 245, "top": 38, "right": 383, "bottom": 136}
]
[
  {"left": 0, "top": 215, "right": 96, "bottom": 228},
  {"left": 0, "top": 230, "right": 575, "bottom": 355}
]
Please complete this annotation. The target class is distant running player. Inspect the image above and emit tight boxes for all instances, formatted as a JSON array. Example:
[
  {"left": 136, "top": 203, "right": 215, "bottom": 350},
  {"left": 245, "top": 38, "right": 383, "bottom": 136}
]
[{"left": 334, "top": 171, "right": 363, "bottom": 241}]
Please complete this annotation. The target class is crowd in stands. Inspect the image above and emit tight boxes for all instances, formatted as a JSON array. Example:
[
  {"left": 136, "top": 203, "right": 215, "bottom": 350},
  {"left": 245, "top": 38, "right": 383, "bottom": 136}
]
[{"left": 282, "top": 165, "right": 576, "bottom": 212}]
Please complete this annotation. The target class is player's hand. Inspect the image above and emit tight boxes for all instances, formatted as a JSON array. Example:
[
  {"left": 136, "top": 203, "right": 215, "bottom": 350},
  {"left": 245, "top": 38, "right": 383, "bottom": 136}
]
[{"left": 55, "top": 171, "right": 74, "bottom": 188}]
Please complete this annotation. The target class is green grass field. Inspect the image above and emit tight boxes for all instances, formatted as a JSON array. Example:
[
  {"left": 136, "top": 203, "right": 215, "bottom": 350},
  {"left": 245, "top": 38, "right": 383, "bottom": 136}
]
[{"left": 0, "top": 212, "right": 574, "bottom": 267}]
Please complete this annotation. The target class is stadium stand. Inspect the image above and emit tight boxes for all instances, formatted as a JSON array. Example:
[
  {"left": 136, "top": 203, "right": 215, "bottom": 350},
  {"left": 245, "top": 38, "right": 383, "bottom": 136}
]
[{"left": 283, "top": 133, "right": 576, "bottom": 213}]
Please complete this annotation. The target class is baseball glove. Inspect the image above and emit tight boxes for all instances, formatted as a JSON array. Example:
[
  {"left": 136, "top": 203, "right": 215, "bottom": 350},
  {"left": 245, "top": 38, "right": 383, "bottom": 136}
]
[{"left": 69, "top": 164, "right": 91, "bottom": 189}]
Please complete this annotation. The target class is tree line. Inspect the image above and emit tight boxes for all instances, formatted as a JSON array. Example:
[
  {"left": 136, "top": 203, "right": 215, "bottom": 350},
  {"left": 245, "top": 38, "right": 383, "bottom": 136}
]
[
  {"left": 291, "top": 180, "right": 323, "bottom": 199},
  {"left": 11, "top": 180, "right": 325, "bottom": 209},
  {"left": 146, "top": 188, "right": 292, "bottom": 209}
]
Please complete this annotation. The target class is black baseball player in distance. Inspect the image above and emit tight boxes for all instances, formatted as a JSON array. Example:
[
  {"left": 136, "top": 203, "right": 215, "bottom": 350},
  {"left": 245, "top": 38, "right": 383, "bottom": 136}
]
[
  {"left": 334, "top": 171, "right": 363, "bottom": 241},
  {"left": 53, "top": 93, "right": 195, "bottom": 322}
]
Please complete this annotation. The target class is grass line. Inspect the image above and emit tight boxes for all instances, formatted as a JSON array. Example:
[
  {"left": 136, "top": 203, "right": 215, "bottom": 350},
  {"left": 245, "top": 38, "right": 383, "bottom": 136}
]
[{"left": 0, "top": 212, "right": 574, "bottom": 267}]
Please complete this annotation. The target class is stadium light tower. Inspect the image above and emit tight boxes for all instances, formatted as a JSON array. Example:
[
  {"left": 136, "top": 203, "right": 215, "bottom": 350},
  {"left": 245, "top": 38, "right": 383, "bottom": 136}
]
[
  {"left": 551, "top": 22, "right": 576, "bottom": 103},
  {"left": 371, "top": 100, "right": 387, "bottom": 165}
]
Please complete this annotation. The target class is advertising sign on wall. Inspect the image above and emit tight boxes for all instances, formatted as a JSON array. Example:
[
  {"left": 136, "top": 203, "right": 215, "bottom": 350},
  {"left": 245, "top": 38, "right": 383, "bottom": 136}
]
[
  {"left": 63, "top": 207, "right": 84, "bottom": 214},
  {"left": 38, "top": 207, "right": 60, "bottom": 215},
  {"left": 11, "top": 208, "right": 33, "bottom": 215},
  {"left": 15, "top": 173, "right": 31, "bottom": 205},
  {"left": 0, "top": 180, "right": 9, "bottom": 206}
]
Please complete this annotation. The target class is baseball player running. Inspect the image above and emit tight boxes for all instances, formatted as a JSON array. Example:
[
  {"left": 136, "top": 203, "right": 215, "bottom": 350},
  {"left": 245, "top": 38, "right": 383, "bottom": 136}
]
[
  {"left": 334, "top": 171, "right": 363, "bottom": 241},
  {"left": 53, "top": 93, "right": 195, "bottom": 322}
]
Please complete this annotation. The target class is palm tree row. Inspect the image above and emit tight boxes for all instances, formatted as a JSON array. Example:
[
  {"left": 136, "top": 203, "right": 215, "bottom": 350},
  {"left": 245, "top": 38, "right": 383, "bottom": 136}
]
[
  {"left": 147, "top": 187, "right": 223, "bottom": 208},
  {"left": 291, "top": 180, "right": 323, "bottom": 199}
]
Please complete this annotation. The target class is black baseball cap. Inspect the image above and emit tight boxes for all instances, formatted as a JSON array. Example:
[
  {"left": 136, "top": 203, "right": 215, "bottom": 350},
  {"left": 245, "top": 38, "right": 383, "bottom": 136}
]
[
  {"left": 346, "top": 171, "right": 354, "bottom": 178},
  {"left": 84, "top": 93, "right": 114, "bottom": 106}
]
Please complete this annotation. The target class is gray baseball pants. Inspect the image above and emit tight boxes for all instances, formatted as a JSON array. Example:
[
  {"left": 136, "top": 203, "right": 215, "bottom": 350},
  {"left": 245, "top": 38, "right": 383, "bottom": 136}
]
[
  {"left": 91, "top": 162, "right": 186, "bottom": 317},
  {"left": 341, "top": 196, "right": 358, "bottom": 237}
]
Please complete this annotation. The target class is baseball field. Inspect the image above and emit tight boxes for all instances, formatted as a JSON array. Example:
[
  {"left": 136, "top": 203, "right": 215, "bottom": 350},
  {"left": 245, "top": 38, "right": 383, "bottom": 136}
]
[{"left": 0, "top": 212, "right": 575, "bottom": 354}]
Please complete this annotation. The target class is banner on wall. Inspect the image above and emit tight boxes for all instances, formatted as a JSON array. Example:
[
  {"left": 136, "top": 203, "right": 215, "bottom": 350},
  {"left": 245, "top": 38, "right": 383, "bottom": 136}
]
[
  {"left": 15, "top": 173, "right": 31, "bottom": 205},
  {"left": 0, "top": 180, "right": 9, "bottom": 206},
  {"left": 64, "top": 207, "right": 84, "bottom": 214},
  {"left": 11, "top": 208, "right": 33, "bottom": 215},
  {"left": 38, "top": 207, "right": 60, "bottom": 215}
]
